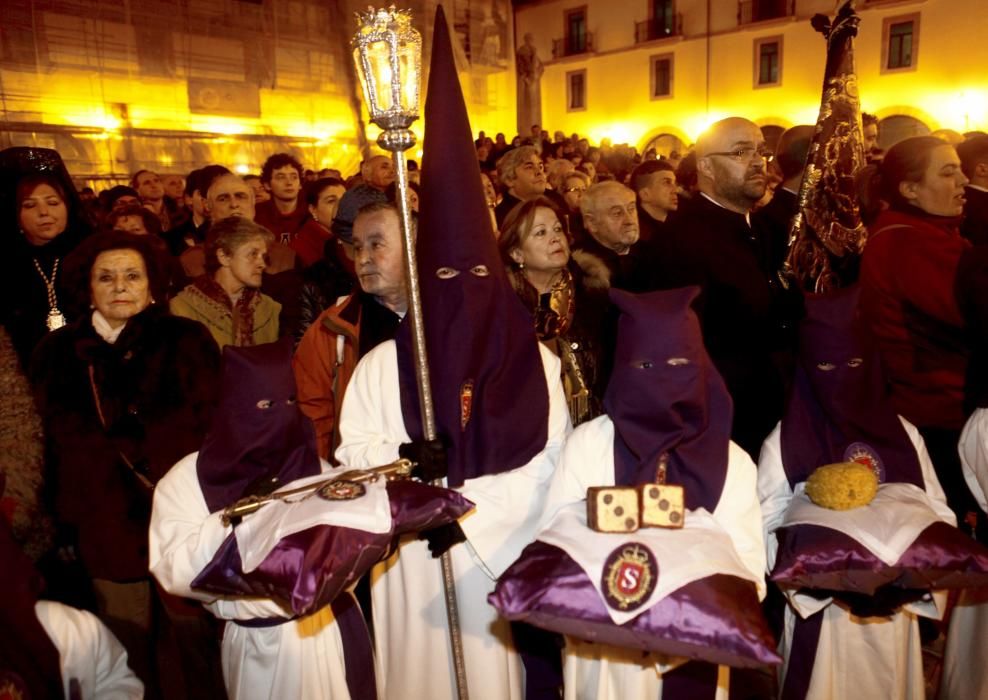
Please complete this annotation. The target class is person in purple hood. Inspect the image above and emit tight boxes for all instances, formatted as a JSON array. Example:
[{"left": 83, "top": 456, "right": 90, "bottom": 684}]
[
  {"left": 334, "top": 7, "right": 569, "bottom": 700},
  {"left": 541, "top": 287, "right": 766, "bottom": 699},
  {"left": 149, "top": 339, "right": 376, "bottom": 700},
  {"left": 758, "top": 286, "right": 955, "bottom": 700}
]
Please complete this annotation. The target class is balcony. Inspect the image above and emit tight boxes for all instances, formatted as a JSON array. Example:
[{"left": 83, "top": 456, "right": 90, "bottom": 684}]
[
  {"left": 552, "top": 32, "right": 595, "bottom": 59},
  {"left": 634, "top": 14, "right": 683, "bottom": 43},
  {"left": 738, "top": 0, "right": 795, "bottom": 25}
]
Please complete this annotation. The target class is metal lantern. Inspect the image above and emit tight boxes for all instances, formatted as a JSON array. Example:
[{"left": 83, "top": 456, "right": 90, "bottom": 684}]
[
  {"left": 352, "top": 6, "right": 422, "bottom": 132},
  {"left": 351, "top": 9, "right": 469, "bottom": 698}
]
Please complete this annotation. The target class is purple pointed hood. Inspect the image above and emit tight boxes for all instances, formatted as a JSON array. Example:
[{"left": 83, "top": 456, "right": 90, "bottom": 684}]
[
  {"left": 197, "top": 338, "right": 321, "bottom": 512},
  {"left": 396, "top": 5, "right": 549, "bottom": 487},
  {"left": 781, "top": 286, "right": 923, "bottom": 487},
  {"left": 604, "top": 287, "right": 732, "bottom": 512}
]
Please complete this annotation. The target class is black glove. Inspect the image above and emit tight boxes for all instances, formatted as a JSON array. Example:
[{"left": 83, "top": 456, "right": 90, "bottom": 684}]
[
  {"left": 399, "top": 438, "right": 449, "bottom": 482},
  {"left": 419, "top": 522, "right": 466, "bottom": 558}
]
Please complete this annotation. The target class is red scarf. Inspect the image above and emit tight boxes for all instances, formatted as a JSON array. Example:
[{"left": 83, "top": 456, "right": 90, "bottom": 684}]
[{"left": 193, "top": 275, "right": 261, "bottom": 346}]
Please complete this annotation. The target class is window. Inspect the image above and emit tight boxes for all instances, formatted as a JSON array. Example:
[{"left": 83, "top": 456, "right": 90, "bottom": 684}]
[
  {"left": 883, "top": 14, "right": 919, "bottom": 72},
  {"left": 752, "top": 0, "right": 788, "bottom": 22},
  {"left": 652, "top": 0, "right": 675, "bottom": 35},
  {"left": 565, "top": 7, "right": 587, "bottom": 54},
  {"left": 567, "top": 69, "right": 586, "bottom": 111},
  {"left": 754, "top": 36, "right": 782, "bottom": 87},
  {"left": 650, "top": 54, "right": 673, "bottom": 99}
]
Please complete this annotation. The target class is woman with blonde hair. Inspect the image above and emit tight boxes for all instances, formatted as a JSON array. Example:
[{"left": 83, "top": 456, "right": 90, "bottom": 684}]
[{"left": 499, "top": 196, "right": 608, "bottom": 424}]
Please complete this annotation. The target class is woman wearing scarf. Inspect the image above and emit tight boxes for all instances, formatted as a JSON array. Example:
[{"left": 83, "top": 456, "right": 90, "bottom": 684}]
[
  {"left": 335, "top": 9, "right": 569, "bottom": 700},
  {"left": 857, "top": 137, "right": 980, "bottom": 540},
  {"left": 498, "top": 196, "right": 609, "bottom": 426},
  {"left": 0, "top": 147, "right": 91, "bottom": 370},
  {"left": 150, "top": 340, "right": 376, "bottom": 700},
  {"left": 541, "top": 287, "right": 766, "bottom": 699},
  {"left": 170, "top": 216, "right": 281, "bottom": 348},
  {"left": 30, "top": 230, "right": 222, "bottom": 694},
  {"left": 757, "top": 287, "right": 955, "bottom": 700}
]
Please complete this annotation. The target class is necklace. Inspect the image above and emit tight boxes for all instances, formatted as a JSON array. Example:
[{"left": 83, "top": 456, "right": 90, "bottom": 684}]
[{"left": 32, "top": 257, "right": 66, "bottom": 331}]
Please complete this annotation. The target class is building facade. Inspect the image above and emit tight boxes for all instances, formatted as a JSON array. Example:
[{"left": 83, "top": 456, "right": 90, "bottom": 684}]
[
  {"left": 513, "top": 0, "right": 988, "bottom": 154},
  {"left": 0, "top": 0, "right": 517, "bottom": 185}
]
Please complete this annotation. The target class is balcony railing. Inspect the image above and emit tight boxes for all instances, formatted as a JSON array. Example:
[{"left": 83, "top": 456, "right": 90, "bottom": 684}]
[
  {"left": 738, "top": 0, "right": 795, "bottom": 25},
  {"left": 634, "top": 14, "right": 683, "bottom": 43},
  {"left": 552, "top": 32, "right": 595, "bottom": 59}
]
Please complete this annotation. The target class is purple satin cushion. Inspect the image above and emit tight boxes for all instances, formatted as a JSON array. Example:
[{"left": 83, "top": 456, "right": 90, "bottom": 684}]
[
  {"left": 192, "top": 480, "right": 473, "bottom": 617},
  {"left": 489, "top": 542, "right": 781, "bottom": 668},
  {"left": 771, "top": 522, "right": 988, "bottom": 595}
]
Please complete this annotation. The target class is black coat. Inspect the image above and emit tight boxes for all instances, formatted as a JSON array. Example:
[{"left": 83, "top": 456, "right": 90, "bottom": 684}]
[
  {"left": 962, "top": 186, "right": 988, "bottom": 247},
  {"left": 646, "top": 194, "right": 787, "bottom": 456},
  {"left": 31, "top": 305, "right": 220, "bottom": 580},
  {"left": 1, "top": 229, "right": 87, "bottom": 371}
]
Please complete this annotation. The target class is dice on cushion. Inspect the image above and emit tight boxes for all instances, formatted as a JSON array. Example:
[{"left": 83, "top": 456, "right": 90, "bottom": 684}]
[
  {"left": 587, "top": 487, "right": 640, "bottom": 533},
  {"left": 639, "top": 483, "right": 685, "bottom": 529}
]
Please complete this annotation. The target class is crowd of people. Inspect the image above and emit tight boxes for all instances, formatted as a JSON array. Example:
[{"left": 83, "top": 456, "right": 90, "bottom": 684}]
[{"left": 2, "top": 31, "right": 988, "bottom": 697}]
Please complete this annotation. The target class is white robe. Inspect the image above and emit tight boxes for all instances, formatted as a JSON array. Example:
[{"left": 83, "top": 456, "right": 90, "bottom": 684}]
[
  {"left": 541, "top": 415, "right": 767, "bottom": 700},
  {"left": 940, "top": 408, "right": 988, "bottom": 700},
  {"left": 35, "top": 600, "right": 144, "bottom": 700},
  {"left": 335, "top": 340, "right": 570, "bottom": 700},
  {"left": 758, "top": 419, "right": 954, "bottom": 700},
  {"left": 149, "top": 453, "right": 356, "bottom": 700}
]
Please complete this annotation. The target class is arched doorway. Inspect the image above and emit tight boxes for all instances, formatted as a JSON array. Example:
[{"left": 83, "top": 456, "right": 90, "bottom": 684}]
[
  {"left": 642, "top": 132, "right": 687, "bottom": 160},
  {"left": 878, "top": 114, "right": 930, "bottom": 150}
]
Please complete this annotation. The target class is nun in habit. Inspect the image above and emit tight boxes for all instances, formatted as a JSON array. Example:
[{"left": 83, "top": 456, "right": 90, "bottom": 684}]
[
  {"left": 149, "top": 340, "right": 376, "bottom": 700},
  {"left": 541, "top": 287, "right": 767, "bottom": 700},
  {"left": 757, "top": 287, "right": 954, "bottom": 700},
  {"left": 334, "top": 8, "right": 569, "bottom": 700}
]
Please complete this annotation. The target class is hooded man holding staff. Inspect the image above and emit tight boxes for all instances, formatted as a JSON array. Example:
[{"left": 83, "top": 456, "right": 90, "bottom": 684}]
[{"left": 335, "top": 8, "right": 570, "bottom": 699}]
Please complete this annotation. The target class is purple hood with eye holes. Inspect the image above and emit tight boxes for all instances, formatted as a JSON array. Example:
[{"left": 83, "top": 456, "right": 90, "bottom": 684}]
[
  {"left": 603, "top": 287, "right": 733, "bottom": 512},
  {"left": 780, "top": 286, "right": 923, "bottom": 488},
  {"left": 197, "top": 338, "right": 321, "bottom": 513},
  {"left": 395, "top": 6, "right": 549, "bottom": 487}
]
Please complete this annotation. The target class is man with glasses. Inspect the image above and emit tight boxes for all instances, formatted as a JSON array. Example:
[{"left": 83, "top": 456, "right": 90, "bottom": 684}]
[{"left": 647, "top": 117, "right": 786, "bottom": 459}]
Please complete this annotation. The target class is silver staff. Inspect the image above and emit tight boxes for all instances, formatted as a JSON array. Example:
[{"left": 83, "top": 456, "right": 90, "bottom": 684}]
[{"left": 351, "top": 8, "right": 469, "bottom": 699}]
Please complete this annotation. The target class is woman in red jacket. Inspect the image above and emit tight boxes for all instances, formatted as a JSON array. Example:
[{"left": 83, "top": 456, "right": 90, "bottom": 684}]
[{"left": 858, "top": 135, "right": 982, "bottom": 540}]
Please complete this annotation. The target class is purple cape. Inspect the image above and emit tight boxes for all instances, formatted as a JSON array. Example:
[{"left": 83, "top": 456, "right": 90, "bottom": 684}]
[
  {"left": 603, "top": 287, "right": 733, "bottom": 513},
  {"left": 778, "top": 284, "right": 925, "bottom": 700},
  {"left": 780, "top": 285, "right": 924, "bottom": 488},
  {"left": 197, "top": 338, "right": 321, "bottom": 513},
  {"left": 397, "top": 5, "right": 549, "bottom": 487}
]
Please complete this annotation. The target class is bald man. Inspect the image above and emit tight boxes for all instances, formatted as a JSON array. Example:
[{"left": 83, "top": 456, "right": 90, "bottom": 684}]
[{"left": 646, "top": 117, "right": 787, "bottom": 457}]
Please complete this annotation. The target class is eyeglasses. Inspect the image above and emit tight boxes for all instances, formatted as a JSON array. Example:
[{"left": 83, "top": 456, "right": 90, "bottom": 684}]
[
  {"left": 706, "top": 147, "right": 774, "bottom": 163},
  {"left": 563, "top": 186, "right": 587, "bottom": 194}
]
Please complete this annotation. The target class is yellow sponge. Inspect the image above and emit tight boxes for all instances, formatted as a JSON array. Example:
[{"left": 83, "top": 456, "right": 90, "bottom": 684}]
[{"left": 804, "top": 461, "right": 878, "bottom": 510}]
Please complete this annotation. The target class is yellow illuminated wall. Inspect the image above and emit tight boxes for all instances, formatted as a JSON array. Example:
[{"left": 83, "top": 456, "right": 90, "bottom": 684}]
[
  {"left": 0, "top": 0, "right": 517, "bottom": 182},
  {"left": 516, "top": 0, "right": 988, "bottom": 151}
]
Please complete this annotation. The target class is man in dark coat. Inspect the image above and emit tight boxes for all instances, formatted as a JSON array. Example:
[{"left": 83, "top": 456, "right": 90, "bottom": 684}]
[
  {"left": 648, "top": 117, "right": 787, "bottom": 458},
  {"left": 629, "top": 159, "right": 679, "bottom": 244},
  {"left": 958, "top": 135, "right": 988, "bottom": 246},
  {"left": 572, "top": 180, "right": 651, "bottom": 292},
  {"left": 754, "top": 124, "right": 813, "bottom": 272}
]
